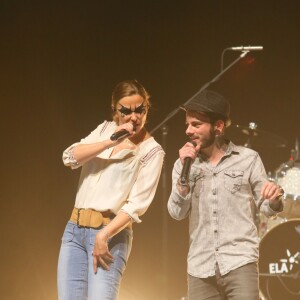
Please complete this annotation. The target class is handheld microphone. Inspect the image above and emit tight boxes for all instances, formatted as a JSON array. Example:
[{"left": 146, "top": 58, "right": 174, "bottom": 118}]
[
  {"left": 179, "top": 141, "right": 197, "bottom": 185},
  {"left": 229, "top": 46, "right": 263, "bottom": 51},
  {"left": 110, "top": 124, "right": 136, "bottom": 141}
]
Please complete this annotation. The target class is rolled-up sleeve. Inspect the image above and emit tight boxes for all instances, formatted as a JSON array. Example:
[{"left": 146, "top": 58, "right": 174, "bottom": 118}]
[
  {"left": 62, "top": 143, "right": 81, "bottom": 169},
  {"left": 261, "top": 199, "right": 284, "bottom": 216},
  {"left": 167, "top": 159, "right": 192, "bottom": 220},
  {"left": 249, "top": 152, "right": 284, "bottom": 217},
  {"left": 62, "top": 121, "right": 113, "bottom": 170}
]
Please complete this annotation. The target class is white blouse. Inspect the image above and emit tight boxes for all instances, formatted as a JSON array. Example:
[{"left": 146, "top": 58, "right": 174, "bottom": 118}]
[{"left": 63, "top": 121, "right": 165, "bottom": 223}]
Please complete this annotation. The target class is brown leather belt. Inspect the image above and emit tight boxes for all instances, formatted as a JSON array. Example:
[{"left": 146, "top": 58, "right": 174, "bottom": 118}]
[
  {"left": 70, "top": 207, "right": 132, "bottom": 229},
  {"left": 70, "top": 208, "right": 114, "bottom": 228}
]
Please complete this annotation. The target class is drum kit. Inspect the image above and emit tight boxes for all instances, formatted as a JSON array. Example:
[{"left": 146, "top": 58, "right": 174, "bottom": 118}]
[{"left": 226, "top": 123, "right": 300, "bottom": 300}]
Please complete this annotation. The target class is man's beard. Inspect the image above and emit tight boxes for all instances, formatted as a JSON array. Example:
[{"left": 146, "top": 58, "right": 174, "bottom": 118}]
[{"left": 197, "top": 127, "right": 216, "bottom": 149}]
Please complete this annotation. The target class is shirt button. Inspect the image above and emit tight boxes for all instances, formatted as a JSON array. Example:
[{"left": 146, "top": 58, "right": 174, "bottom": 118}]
[
  {"left": 212, "top": 188, "right": 216, "bottom": 195},
  {"left": 215, "top": 248, "right": 219, "bottom": 251},
  {"left": 213, "top": 211, "right": 217, "bottom": 214},
  {"left": 213, "top": 173, "right": 217, "bottom": 176},
  {"left": 214, "top": 229, "right": 218, "bottom": 233}
]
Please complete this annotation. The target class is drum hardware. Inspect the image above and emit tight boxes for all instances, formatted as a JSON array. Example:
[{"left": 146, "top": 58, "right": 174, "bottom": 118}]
[
  {"left": 290, "top": 137, "right": 299, "bottom": 161},
  {"left": 274, "top": 138, "right": 300, "bottom": 220},
  {"left": 225, "top": 122, "right": 287, "bottom": 149},
  {"left": 243, "top": 122, "right": 258, "bottom": 148}
]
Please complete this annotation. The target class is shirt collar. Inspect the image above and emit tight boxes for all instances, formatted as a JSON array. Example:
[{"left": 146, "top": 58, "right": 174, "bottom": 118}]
[
  {"left": 198, "top": 139, "right": 240, "bottom": 162},
  {"left": 225, "top": 140, "right": 240, "bottom": 156}
]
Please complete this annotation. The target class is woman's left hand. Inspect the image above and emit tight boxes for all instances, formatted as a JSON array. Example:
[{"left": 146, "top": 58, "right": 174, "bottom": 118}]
[{"left": 93, "top": 231, "right": 114, "bottom": 273}]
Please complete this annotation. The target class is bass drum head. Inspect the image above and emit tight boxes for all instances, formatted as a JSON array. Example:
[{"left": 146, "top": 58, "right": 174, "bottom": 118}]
[{"left": 259, "top": 219, "right": 300, "bottom": 299}]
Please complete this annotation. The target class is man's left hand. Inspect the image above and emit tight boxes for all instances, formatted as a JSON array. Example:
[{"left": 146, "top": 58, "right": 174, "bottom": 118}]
[{"left": 261, "top": 181, "right": 284, "bottom": 211}]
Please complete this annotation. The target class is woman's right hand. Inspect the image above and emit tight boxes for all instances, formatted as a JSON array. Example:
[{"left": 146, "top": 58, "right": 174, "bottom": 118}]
[
  {"left": 113, "top": 122, "right": 136, "bottom": 140},
  {"left": 92, "top": 230, "right": 114, "bottom": 273}
]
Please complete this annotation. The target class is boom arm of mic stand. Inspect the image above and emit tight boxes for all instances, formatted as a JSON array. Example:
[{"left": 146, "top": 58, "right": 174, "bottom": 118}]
[
  {"left": 221, "top": 48, "right": 249, "bottom": 71},
  {"left": 150, "top": 51, "right": 249, "bottom": 135}
]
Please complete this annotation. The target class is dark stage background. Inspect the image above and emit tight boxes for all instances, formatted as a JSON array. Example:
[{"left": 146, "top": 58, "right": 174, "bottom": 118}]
[{"left": 1, "top": 1, "right": 300, "bottom": 299}]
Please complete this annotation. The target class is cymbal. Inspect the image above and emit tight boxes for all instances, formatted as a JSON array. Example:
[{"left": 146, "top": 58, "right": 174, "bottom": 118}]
[{"left": 225, "top": 123, "right": 287, "bottom": 148}]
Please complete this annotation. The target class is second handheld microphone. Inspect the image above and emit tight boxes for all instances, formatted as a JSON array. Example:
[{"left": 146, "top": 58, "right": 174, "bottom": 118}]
[{"left": 179, "top": 141, "right": 197, "bottom": 185}]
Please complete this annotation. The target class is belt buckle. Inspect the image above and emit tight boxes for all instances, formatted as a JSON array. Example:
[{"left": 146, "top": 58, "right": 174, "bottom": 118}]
[{"left": 77, "top": 208, "right": 83, "bottom": 227}]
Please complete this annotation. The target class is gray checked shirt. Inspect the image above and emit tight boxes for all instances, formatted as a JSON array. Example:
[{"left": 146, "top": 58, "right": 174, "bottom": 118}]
[{"left": 168, "top": 141, "right": 282, "bottom": 278}]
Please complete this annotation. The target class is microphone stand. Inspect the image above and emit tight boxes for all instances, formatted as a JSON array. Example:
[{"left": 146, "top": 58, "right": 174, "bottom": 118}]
[
  {"left": 150, "top": 51, "right": 248, "bottom": 135},
  {"left": 220, "top": 47, "right": 244, "bottom": 71},
  {"left": 150, "top": 50, "right": 250, "bottom": 300},
  {"left": 160, "top": 125, "right": 169, "bottom": 300}
]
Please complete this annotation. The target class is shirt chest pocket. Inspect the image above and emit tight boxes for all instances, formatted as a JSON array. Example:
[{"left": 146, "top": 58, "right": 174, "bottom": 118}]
[{"left": 224, "top": 170, "right": 244, "bottom": 193}]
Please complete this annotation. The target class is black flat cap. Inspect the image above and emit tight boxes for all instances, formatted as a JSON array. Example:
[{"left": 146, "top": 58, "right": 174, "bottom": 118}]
[{"left": 182, "top": 89, "right": 230, "bottom": 123}]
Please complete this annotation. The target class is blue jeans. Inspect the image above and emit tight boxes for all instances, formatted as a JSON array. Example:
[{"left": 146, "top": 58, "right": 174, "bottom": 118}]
[
  {"left": 188, "top": 262, "right": 259, "bottom": 300},
  {"left": 57, "top": 221, "right": 133, "bottom": 300}
]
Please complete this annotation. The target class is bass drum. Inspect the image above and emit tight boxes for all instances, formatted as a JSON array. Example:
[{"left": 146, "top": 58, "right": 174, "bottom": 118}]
[
  {"left": 275, "top": 161, "right": 300, "bottom": 219},
  {"left": 259, "top": 219, "right": 300, "bottom": 300}
]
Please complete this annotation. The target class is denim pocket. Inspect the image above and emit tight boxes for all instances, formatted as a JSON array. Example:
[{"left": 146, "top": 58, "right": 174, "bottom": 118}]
[
  {"left": 224, "top": 170, "right": 243, "bottom": 193},
  {"left": 61, "top": 221, "right": 75, "bottom": 243}
]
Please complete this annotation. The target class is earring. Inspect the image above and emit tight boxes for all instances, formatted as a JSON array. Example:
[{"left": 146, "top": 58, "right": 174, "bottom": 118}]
[
  {"left": 215, "top": 130, "right": 223, "bottom": 137},
  {"left": 121, "top": 113, "right": 125, "bottom": 117}
]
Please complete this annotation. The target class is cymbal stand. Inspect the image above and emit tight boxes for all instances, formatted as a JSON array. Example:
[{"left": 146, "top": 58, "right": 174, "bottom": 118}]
[{"left": 243, "top": 122, "right": 258, "bottom": 148}]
